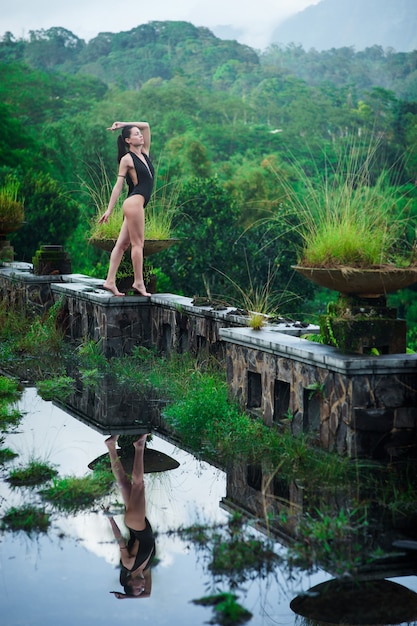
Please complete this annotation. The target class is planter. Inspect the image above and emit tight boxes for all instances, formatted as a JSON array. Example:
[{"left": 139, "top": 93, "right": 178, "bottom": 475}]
[
  {"left": 0, "top": 220, "right": 25, "bottom": 236},
  {"left": 88, "top": 446, "right": 180, "bottom": 474},
  {"left": 0, "top": 221, "right": 25, "bottom": 262},
  {"left": 32, "top": 245, "right": 72, "bottom": 275},
  {"left": 117, "top": 272, "right": 157, "bottom": 294},
  {"left": 290, "top": 578, "right": 417, "bottom": 625},
  {"left": 292, "top": 265, "right": 417, "bottom": 296},
  {"left": 89, "top": 237, "right": 181, "bottom": 257}
]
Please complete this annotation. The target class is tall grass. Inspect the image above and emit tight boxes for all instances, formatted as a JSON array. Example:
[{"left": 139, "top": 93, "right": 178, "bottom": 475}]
[
  {"left": 215, "top": 257, "right": 301, "bottom": 330},
  {"left": 0, "top": 176, "right": 24, "bottom": 223},
  {"left": 85, "top": 157, "right": 182, "bottom": 241},
  {"left": 145, "top": 163, "right": 183, "bottom": 240},
  {"left": 268, "top": 141, "right": 414, "bottom": 268}
]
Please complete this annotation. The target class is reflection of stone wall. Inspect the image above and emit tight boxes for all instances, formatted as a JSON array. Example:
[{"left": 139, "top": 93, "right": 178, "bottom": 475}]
[
  {"left": 223, "top": 460, "right": 417, "bottom": 579},
  {"left": 220, "top": 327, "right": 417, "bottom": 460},
  {"left": 56, "top": 375, "right": 163, "bottom": 435}
]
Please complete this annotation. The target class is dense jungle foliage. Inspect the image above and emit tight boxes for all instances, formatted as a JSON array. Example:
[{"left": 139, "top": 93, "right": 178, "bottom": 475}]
[{"left": 1, "top": 22, "right": 417, "bottom": 330}]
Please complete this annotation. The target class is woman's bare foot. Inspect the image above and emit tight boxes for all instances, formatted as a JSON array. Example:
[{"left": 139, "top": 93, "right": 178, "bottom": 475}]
[
  {"left": 131, "top": 283, "right": 151, "bottom": 297},
  {"left": 133, "top": 434, "right": 148, "bottom": 449},
  {"left": 102, "top": 282, "right": 125, "bottom": 296},
  {"left": 105, "top": 435, "right": 119, "bottom": 450}
]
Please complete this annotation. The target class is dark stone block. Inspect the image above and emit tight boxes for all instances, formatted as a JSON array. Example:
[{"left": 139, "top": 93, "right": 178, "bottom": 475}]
[
  {"left": 321, "top": 315, "right": 406, "bottom": 354},
  {"left": 353, "top": 430, "right": 392, "bottom": 460},
  {"left": 385, "top": 429, "right": 417, "bottom": 460},
  {"left": 352, "top": 407, "right": 394, "bottom": 432},
  {"left": 352, "top": 377, "right": 372, "bottom": 406},
  {"left": 395, "top": 407, "right": 417, "bottom": 429},
  {"left": 374, "top": 377, "right": 406, "bottom": 407}
]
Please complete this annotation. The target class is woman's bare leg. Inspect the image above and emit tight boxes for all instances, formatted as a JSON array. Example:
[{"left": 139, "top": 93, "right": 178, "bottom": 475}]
[
  {"left": 123, "top": 196, "right": 150, "bottom": 296},
  {"left": 102, "top": 219, "right": 130, "bottom": 296},
  {"left": 105, "top": 435, "right": 132, "bottom": 506},
  {"left": 124, "top": 435, "right": 148, "bottom": 530}
]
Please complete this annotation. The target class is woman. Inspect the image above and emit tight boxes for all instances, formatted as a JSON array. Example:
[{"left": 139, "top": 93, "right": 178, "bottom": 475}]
[
  {"left": 99, "top": 120, "right": 154, "bottom": 297},
  {"left": 104, "top": 434, "right": 156, "bottom": 599}
]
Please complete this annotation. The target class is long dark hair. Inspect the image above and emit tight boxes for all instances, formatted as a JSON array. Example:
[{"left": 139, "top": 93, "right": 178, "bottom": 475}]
[{"left": 117, "top": 125, "right": 136, "bottom": 162}]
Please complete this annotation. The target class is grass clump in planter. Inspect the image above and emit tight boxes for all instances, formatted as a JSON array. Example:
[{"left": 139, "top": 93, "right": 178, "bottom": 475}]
[
  {"left": 0, "top": 176, "right": 24, "bottom": 227},
  {"left": 82, "top": 157, "right": 124, "bottom": 242},
  {"left": 144, "top": 170, "right": 183, "bottom": 240},
  {"left": 268, "top": 140, "right": 416, "bottom": 269},
  {"left": 216, "top": 261, "right": 299, "bottom": 331},
  {"left": 7, "top": 459, "right": 59, "bottom": 487},
  {"left": 300, "top": 172, "right": 409, "bottom": 268},
  {"left": 1, "top": 505, "right": 51, "bottom": 533}
]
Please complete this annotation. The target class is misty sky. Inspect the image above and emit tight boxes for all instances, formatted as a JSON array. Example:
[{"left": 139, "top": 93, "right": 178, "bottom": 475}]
[{"left": 1, "top": 0, "right": 320, "bottom": 50}]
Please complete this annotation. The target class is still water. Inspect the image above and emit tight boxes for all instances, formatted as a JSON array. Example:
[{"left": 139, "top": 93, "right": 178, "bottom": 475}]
[{"left": 1, "top": 387, "right": 417, "bottom": 625}]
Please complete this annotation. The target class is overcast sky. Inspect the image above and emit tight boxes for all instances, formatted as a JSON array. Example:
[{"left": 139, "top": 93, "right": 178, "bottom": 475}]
[{"left": 1, "top": 0, "right": 320, "bottom": 50}]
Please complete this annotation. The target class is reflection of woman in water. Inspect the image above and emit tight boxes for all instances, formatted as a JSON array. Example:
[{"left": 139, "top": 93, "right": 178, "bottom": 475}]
[{"left": 104, "top": 434, "right": 156, "bottom": 599}]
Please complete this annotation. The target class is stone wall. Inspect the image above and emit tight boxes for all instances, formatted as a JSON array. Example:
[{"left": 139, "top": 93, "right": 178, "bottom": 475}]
[
  {"left": 150, "top": 294, "right": 251, "bottom": 360},
  {"left": 51, "top": 282, "right": 152, "bottom": 357},
  {"left": 0, "top": 262, "right": 59, "bottom": 315},
  {"left": 220, "top": 327, "right": 417, "bottom": 460},
  {"left": 4, "top": 263, "right": 415, "bottom": 460},
  {"left": 48, "top": 286, "right": 314, "bottom": 359}
]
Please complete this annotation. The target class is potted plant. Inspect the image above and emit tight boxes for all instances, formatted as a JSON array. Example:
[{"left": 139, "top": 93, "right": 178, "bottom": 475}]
[
  {"left": 268, "top": 143, "right": 417, "bottom": 295},
  {"left": 0, "top": 176, "right": 25, "bottom": 262},
  {"left": 268, "top": 141, "right": 417, "bottom": 352},
  {"left": 115, "top": 255, "right": 157, "bottom": 294}
]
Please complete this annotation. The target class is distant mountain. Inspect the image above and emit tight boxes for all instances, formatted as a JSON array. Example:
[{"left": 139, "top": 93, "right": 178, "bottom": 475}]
[{"left": 271, "top": 0, "right": 417, "bottom": 52}]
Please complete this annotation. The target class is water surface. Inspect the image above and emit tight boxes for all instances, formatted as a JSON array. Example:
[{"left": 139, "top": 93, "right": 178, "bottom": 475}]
[{"left": 1, "top": 388, "right": 417, "bottom": 625}]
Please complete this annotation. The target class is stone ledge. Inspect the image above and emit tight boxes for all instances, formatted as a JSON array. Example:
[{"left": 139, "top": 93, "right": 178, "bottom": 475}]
[
  {"left": 51, "top": 282, "right": 152, "bottom": 306},
  {"left": 151, "top": 293, "right": 318, "bottom": 336},
  {"left": 219, "top": 327, "right": 417, "bottom": 375}
]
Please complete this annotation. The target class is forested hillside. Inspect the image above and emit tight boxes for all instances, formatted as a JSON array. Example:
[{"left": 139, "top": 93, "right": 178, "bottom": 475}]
[
  {"left": 1, "top": 22, "right": 417, "bottom": 99},
  {"left": 1, "top": 21, "right": 417, "bottom": 329}
]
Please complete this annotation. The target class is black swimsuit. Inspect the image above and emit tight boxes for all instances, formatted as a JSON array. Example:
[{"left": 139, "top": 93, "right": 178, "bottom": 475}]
[
  {"left": 120, "top": 518, "right": 156, "bottom": 588},
  {"left": 126, "top": 151, "right": 154, "bottom": 207}
]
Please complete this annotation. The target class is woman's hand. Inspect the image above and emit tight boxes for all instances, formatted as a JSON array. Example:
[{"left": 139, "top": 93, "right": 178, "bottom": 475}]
[
  {"left": 99, "top": 209, "right": 111, "bottom": 224},
  {"left": 107, "top": 121, "right": 123, "bottom": 131}
]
